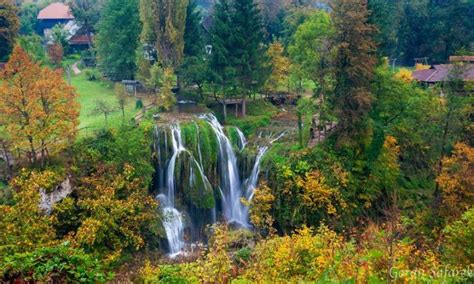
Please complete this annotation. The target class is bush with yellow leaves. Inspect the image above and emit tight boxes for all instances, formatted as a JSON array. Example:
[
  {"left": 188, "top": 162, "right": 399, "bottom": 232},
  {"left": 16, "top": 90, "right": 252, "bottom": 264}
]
[
  {"left": 0, "top": 170, "right": 59, "bottom": 260},
  {"left": 394, "top": 68, "right": 413, "bottom": 83}
]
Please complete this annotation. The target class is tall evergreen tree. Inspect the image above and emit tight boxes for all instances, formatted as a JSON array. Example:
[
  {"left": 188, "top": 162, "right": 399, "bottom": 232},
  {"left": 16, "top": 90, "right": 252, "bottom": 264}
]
[
  {"left": 0, "top": 0, "right": 19, "bottom": 61},
  {"left": 183, "top": 0, "right": 203, "bottom": 57},
  {"left": 231, "top": 0, "right": 268, "bottom": 116},
  {"left": 96, "top": 0, "right": 141, "bottom": 80},
  {"left": 368, "top": 0, "right": 399, "bottom": 58},
  {"left": 331, "top": 0, "right": 376, "bottom": 146},
  {"left": 209, "top": 0, "right": 236, "bottom": 105}
]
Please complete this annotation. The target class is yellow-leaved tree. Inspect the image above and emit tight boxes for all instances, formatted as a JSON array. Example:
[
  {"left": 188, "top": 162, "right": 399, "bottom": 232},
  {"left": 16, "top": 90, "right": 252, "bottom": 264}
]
[
  {"left": 265, "top": 41, "right": 290, "bottom": 94},
  {"left": 0, "top": 45, "right": 79, "bottom": 166}
]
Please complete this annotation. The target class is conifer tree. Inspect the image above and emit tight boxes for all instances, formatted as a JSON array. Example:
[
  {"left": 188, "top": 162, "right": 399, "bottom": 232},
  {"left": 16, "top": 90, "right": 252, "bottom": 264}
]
[
  {"left": 209, "top": 0, "right": 236, "bottom": 104},
  {"left": 183, "top": 0, "right": 203, "bottom": 57},
  {"left": 231, "top": 0, "right": 268, "bottom": 116},
  {"left": 0, "top": 0, "right": 19, "bottom": 61}
]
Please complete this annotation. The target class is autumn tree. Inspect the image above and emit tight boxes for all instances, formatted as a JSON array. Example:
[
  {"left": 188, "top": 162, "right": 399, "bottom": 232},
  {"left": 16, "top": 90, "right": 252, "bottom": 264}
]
[
  {"left": 0, "top": 0, "right": 19, "bottom": 61},
  {"left": 437, "top": 143, "right": 474, "bottom": 220},
  {"left": 433, "top": 64, "right": 473, "bottom": 214},
  {"left": 331, "top": 0, "right": 376, "bottom": 146},
  {"left": 0, "top": 46, "right": 79, "bottom": 166},
  {"left": 265, "top": 41, "right": 289, "bottom": 94}
]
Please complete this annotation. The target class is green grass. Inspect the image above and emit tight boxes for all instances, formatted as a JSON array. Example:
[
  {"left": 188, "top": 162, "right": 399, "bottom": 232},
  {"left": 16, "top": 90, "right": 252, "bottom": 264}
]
[{"left": 70, "top": 71, "right": 137, "bottom": 134}]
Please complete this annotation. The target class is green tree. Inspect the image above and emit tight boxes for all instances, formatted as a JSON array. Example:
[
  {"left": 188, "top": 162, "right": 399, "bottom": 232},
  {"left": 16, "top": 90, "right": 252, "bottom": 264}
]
[
  {"left": 368, "top": 0, "right": 399, "bottom": 58},
  {"left": 96, "top": 0, "right": 141, "bottom": 80},
  {"left": 179, "top": 56, "right": 208, "bottom": 100},
  {"left": 16, "top": 34, "right": 49, "bottom": 65},
  {"left": 209, "top": 0, "right": 236, "bottom": 106},
  {"left": 139, "top": 0, "right": 189, "bottom": 69},
  {"left": 68, "top": 0, "right": 104, "bottom": 48},
  {"left": 50, "top": 24, "right": 70, "bottom": 54},
  {"left": 18, "top": 3, "right": 39, "bottom": 35},
  {"left": 331, "top": 0, "right": 376, "bottom": 146},
  {"left": 183, "top": 0, "right": 203, "bottom": 58},
  {"left": 288, "top": 10, "right": 334, "bottom": 97},
  {"left": 0, "top": 0, "right": 19, "bottom": 61},
  {"left": 442, "top": 207, "right": 474, "bottom": 267},
  {"left": 231, "top": 0, "right": 268, "bottom": 116}
]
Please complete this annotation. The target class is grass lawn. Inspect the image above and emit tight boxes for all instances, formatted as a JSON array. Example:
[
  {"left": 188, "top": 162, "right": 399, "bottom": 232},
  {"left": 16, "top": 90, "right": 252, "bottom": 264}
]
[{"left": 69, "top": 71, "right": 137, "bottom": 135}]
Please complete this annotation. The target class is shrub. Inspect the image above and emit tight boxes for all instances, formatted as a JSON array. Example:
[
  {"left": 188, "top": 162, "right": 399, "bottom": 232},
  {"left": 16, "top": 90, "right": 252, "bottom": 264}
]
[
  {"left": 83, "top": 68, "right": 101, "bottom": 81},
  {"left": 0, "top": 242, "right": 111, "bottom": 282},
  {"left": 442, "top": 207, "right": 474, "bottom": 266}
]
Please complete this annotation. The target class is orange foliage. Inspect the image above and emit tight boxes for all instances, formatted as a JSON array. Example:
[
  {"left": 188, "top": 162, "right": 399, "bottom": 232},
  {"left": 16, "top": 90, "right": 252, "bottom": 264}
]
[
  {"left": 437, "top": 142, "right": 474, "bottom": 219},
  {"left": 0, "top": 45, "right": 79, "bottom": 165}
]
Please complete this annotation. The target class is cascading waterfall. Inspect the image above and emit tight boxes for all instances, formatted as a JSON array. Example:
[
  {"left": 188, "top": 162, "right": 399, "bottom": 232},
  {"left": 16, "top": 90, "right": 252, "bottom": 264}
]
[
  {"left": 201, "top": 114, "right": 248, "bottom": 226},
  {"left": 157, "top": 194, "right": 184, "bottom": 257},
  {"left": 153, "top": 114, "right": 276, "bottom": 255},
  {"left": 160, "top": 125, "right": 186, "bottom": 256},
  {"left": 245, "top": 146, "right": 269, "bottom": 201},
  {"left": 236, "top": 128, "right": 247, "bottom": 151}
]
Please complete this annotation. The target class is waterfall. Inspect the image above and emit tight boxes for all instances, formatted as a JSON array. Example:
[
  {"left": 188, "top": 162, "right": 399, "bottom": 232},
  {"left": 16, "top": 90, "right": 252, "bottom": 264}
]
[
  {"left": 159, "top": 125, "right": 186, "bottom": 256},
  {"left": 236, "top": 128, "right": 247, "bottom": 150},
  {"left": 167, "top": 125, "right": 185, "bottom": 206},
  {"left": 246, "top": 146, "right": 269, "bottom": 201},
  {"left": 153, "top": 114, "right": 271, "bottom": 252},
  {"left": 202, "top": 114, "right": 249, "bottom": 226},
  {"left": 157, "top": 194, "right": 184, "bottom": 257}
]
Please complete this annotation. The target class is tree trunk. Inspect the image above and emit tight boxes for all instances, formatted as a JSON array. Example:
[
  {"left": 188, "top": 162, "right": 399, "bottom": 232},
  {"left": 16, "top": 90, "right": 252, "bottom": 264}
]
[
  {"left": 297, "top": 111, "right": 303, "bottom": 148},
  {"left": 242, "top": 95, "right": 247, "bottom": 117},
  {"left": 222, "top": 102, "right": 227, "bottom": 121},
  {"left": 1, "top": 141, "right": 12, "bottom": 178},
  {"left": 28, "top": 136, "right": 37, "bottom": 164}
]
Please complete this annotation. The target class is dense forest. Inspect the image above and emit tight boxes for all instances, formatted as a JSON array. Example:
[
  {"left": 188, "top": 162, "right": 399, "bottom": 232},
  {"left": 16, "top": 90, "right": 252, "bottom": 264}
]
[{"left": 0, "top": 0, "right": 473, "bottom": 282}]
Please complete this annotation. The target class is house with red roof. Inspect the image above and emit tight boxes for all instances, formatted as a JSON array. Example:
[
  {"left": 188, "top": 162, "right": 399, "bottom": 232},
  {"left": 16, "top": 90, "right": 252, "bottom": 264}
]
[
  {"left": 37, "top": 2, "right": 74, "bottom": 36},
  {"left": 37, "top": 2, "right": 91, "bottom": 50}
]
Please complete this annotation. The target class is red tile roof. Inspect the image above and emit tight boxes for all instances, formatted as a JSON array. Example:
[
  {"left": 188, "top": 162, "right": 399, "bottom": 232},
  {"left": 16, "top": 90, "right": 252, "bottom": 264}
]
[
  {"left": 69, "top": 34, "right": 92, "bottom": 45},
  {"left": 37, "top": 3, "right": 74, "bottom": 20},
  {"left": 412, "top": 64, "right": 474, "bottom": 83}
]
